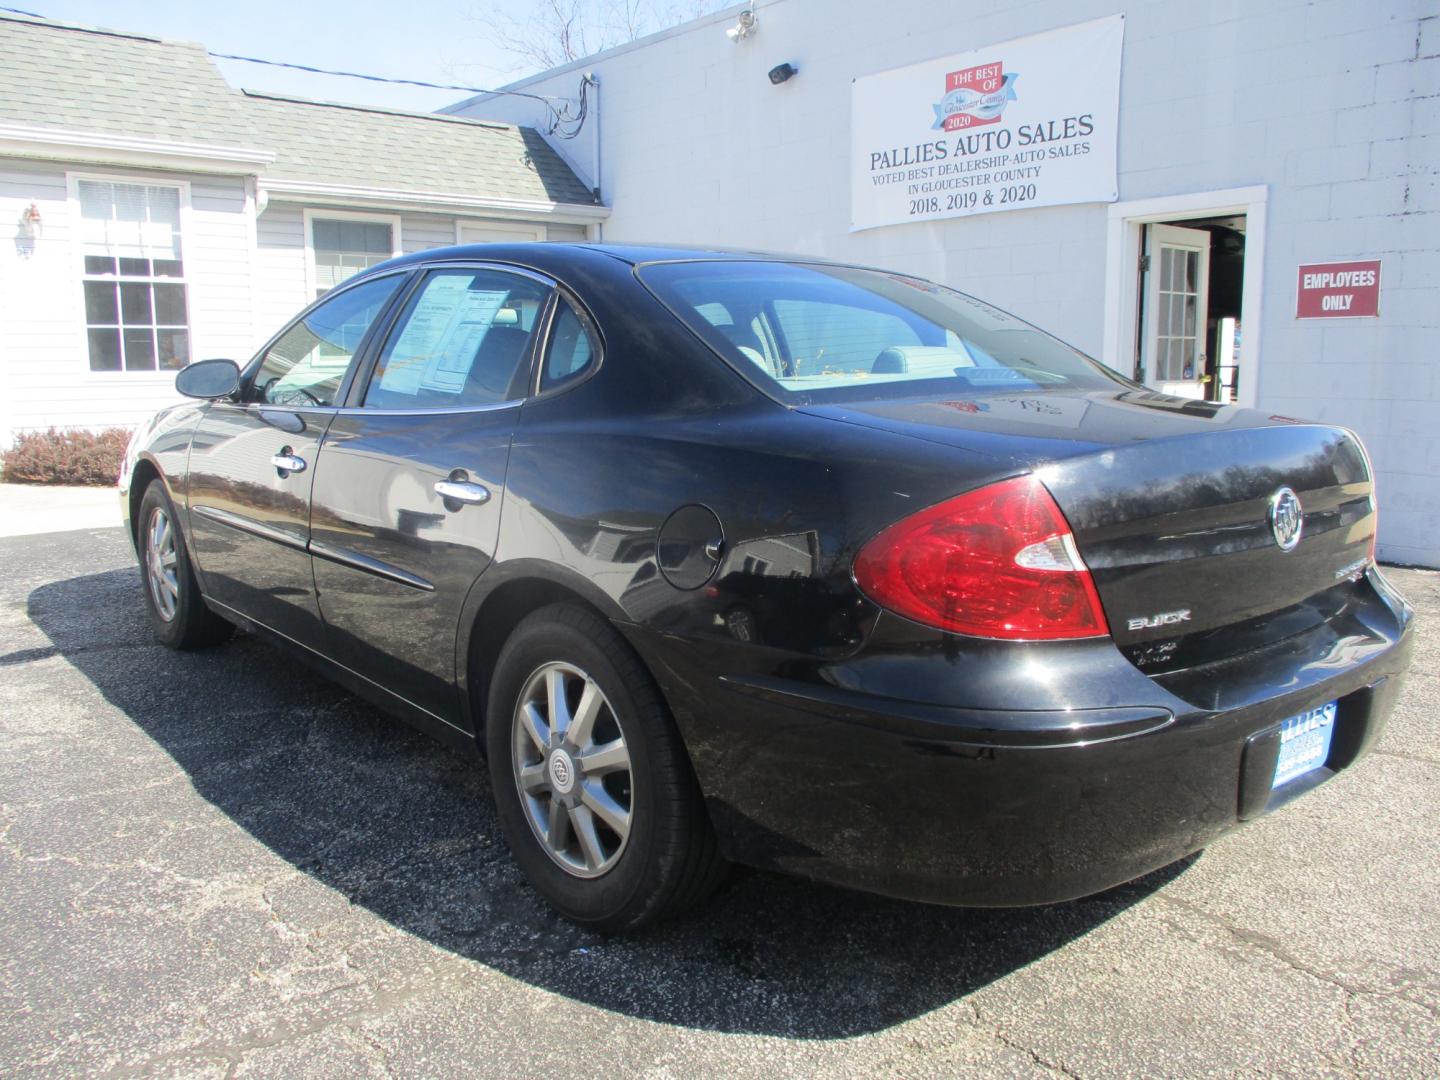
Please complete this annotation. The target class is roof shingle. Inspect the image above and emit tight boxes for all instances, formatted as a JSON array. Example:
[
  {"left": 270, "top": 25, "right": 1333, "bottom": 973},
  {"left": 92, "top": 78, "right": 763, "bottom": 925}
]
[
  {"left": 0, "top": 16, "right": 251, "bottom": 143},
  {"left": 0, "top": 14, "right": 595, "bottom": 206},
  {"left": 239, "top": 92, "right": 595, "bottom": 205}
]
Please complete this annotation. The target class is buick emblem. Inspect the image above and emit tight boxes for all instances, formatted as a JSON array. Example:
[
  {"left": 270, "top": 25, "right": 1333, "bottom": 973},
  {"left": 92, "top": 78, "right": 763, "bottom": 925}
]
[
  {"left": 1269, "top": 487, "right": 1304, "bottom": 551},
  {"left": 547, "top": 750, "right": 576, "bottom": 794}
]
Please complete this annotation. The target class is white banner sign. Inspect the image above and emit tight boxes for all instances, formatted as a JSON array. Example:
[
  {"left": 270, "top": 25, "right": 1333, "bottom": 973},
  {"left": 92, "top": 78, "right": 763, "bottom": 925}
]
[{"left": 851, "top": 15, "right": 1124, "bottom": 231}]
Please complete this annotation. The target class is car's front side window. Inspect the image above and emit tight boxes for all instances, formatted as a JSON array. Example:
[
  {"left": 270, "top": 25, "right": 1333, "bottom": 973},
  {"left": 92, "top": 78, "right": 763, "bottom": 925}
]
[
  {"left": 362, "top": 268, "right": 552, "bottom": 410},
  {"left": 251, "top": 274, "right": 404, "bottom": 406}
]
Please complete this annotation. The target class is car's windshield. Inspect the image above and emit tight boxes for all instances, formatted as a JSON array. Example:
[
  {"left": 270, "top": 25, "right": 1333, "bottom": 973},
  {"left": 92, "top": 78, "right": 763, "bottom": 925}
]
[{"left": 638, "top": 260, "right": 1132, "bottom": 405}]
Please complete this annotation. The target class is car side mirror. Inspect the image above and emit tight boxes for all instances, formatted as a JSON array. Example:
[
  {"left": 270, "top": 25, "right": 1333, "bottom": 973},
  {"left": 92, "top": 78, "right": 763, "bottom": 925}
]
[{"left": 175, "top": 358, "right": 241, "bottom": 400}]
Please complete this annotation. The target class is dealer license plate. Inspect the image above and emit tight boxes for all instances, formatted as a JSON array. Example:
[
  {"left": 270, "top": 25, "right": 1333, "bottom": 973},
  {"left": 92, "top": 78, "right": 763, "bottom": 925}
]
[{"left": 1272, "top": 701, "right": 1337, "bottom": 789}]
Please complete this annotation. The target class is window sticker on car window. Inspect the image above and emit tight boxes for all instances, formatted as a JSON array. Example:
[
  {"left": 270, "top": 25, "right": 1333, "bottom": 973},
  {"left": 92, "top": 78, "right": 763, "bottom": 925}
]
[
  {"left": 419, "top": 289, "right": 510, "bottom": 394},
  {"left": 379, "top": 278, "right": 511, "bottom": 396}
]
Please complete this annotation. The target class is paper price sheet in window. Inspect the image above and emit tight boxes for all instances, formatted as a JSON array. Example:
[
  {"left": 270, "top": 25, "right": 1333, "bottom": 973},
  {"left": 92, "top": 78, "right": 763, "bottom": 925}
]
[{"left": 379, "top": 277, "right": 512, "bottom": 396}]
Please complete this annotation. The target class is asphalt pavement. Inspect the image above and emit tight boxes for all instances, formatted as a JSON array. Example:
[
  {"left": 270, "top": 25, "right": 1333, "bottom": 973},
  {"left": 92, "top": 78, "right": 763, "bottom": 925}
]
[{"left": 1, "top": 525, "right": 1436, "bottom": 1078}]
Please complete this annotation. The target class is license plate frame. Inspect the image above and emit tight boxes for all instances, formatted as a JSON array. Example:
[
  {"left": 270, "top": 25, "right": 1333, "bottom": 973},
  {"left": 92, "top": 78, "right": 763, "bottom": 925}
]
[{"left": 1272, "top": 701, "right": 1338, "bottom": 789}]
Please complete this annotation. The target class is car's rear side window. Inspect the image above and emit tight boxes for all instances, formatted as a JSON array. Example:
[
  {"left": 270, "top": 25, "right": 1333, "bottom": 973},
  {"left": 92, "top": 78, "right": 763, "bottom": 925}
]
[
  {"left": 541, "top": 298, "right": 600, "bottom": 392},
  {"left": 362, "top": 268, "right": 551, "bottom": 409},
  {"left": 638, "top": 260, "right": 1129, "bottom": 405}
]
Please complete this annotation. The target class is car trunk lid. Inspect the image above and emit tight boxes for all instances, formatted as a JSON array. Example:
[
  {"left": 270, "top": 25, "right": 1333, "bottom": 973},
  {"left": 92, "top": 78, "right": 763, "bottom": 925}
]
[
  {"left": 1038, "top": 421, "right": 1375, "bottom": 667},
  {"left": 801, "top": 391, "right": 1377, "bottom": 669}
]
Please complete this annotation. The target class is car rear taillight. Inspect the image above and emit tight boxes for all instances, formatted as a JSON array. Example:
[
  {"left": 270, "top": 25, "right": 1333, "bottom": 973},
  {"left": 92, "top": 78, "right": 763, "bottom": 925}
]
[{"left": 853, "top": 474, "right": 1110, "bottom": 640}]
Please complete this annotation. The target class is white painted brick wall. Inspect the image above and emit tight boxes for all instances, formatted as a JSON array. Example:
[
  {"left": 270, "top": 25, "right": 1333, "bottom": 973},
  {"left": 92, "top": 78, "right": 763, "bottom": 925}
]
[{"left": 453, "top": 0, "right": 1440, "bottom": 566}]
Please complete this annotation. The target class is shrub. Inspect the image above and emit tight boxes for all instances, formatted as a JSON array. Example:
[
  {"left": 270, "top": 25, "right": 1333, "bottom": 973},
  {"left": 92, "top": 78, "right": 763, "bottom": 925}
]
[{"left": 1, "top": 427, "right": 133, "bottom": 486}]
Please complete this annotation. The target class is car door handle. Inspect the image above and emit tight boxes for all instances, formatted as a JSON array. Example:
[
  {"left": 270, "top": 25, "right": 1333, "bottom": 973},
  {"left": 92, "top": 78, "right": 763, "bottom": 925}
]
[
  {"left": 434, "top": 479, "right": 491, "bottom": 506},
  {"left": 271, "top": 452, "right": 307, "bottom": 474}
]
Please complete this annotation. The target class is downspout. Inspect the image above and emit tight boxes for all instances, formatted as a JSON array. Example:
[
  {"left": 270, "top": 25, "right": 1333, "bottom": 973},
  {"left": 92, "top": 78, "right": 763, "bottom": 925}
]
[
  {"left": 586, "top": 72, "right": 602, "bottom": 241},
  {"left": 243, "top": 175, "right": 266, "bottom": 353}
]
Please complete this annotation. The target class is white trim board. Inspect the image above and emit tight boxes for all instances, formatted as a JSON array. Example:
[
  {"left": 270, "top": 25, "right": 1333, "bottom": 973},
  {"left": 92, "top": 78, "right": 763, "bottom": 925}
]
[
  {"left": 1, "top": 123, "right": 273, "bottom": 174},
  {"left": 1101, "top": 185, "right": 1268, "bottom": 409}
]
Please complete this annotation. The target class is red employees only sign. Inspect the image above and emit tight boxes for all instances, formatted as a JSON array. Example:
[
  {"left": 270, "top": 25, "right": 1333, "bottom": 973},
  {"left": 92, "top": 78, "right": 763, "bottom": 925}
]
[{"left": 1296, "top": 260, "right": 1382, "bottom": 319}]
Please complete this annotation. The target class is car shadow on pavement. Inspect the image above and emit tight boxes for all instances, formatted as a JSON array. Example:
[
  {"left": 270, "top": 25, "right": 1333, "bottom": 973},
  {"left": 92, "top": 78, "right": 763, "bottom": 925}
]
[{"left": 27, "top": 568, "right": 1196, "bottom": 1039}]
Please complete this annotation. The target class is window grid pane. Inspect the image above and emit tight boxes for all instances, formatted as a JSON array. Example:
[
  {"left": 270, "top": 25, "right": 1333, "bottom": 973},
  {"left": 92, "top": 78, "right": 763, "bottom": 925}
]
[
  {"left": 120, "top": 282, "right": 152, "bottom": 325},
  {"left": 312, "top": 219, "right": 394, "bottom": 297},
  {"left": 79, "top": 181, "right": 190, "bottom": 374},
  {"left": 157, "top": 329, "right": 190, "bottom": 370},
  {"left": 87, "top": 327, "right": 121, "bottom": 372},
  {"left": 84, "top": 281, "right": 118, "bottom": 324},
  {"left": 123, "top": 328, "right": 157, "bottom": 371},
  {"left": 78, "top": 179, "right": 181, "bottom": 261},
  {"left": 153, "top": 283, "right": 188, "bottom": 326},
  {"left": 1154, "top": 243, "right": 1202, "bottom": 382}
]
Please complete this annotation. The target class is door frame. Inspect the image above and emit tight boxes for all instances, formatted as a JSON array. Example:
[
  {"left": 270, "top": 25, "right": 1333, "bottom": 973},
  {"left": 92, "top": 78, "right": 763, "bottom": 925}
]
[{"left": 1101, "top": 185, "right": 1267, "bottom": 408}]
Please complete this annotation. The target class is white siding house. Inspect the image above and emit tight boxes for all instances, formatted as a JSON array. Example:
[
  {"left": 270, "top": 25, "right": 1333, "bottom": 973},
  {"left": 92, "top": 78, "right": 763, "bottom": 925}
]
[
  {"left": 0, "top": 14, "right": 606, "bottom": 446},
  {"left": 446, "top": 0, "right": 1440, "bottom": 567}
]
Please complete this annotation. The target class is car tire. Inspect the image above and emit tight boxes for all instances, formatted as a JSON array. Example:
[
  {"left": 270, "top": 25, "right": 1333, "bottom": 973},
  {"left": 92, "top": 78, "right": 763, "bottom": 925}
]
[
  {"left": 137, "top": 479, "right": 234, "bottom": 650},
  {"left": 485, "top": 602, "right": 727, "bottom": 931}
]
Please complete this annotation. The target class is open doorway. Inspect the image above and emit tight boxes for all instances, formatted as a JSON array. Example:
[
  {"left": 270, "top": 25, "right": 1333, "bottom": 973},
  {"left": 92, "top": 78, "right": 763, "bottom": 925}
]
[
  {"left": 1138, "top": 215, "right": 1246, "bottom": 402},
  {"left": 1101, "top": 186, "right": 1268, "bottom": 409}
]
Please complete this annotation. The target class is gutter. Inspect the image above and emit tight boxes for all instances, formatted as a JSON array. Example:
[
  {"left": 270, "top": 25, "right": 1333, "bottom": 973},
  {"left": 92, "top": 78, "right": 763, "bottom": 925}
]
[
  {"left": 0, "top": 122, "right": 274, "bottom": 175},
  {"left": 256, "top": 178, "right": 610, "bottom": 224}
]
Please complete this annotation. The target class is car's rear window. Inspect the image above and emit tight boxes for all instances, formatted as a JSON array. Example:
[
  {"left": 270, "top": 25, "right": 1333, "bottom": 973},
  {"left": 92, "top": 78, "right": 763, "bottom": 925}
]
[{"left": 637, "top": 260, "right": 1129, "bottom": 405}]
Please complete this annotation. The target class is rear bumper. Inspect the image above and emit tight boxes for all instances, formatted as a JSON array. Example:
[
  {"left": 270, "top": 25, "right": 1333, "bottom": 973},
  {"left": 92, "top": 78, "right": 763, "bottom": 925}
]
[{"left": 629, "top": 572, "right": 1416, "bottom": 907}]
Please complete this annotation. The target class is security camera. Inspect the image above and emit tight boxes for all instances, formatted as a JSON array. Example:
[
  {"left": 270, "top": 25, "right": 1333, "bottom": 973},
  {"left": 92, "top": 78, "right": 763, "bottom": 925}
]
[
  {"left": 726, "top": 9, "right": 757, "bottom": 42},
  {"left": 768, "top": 62, "right": 797, "bottom": 85}
]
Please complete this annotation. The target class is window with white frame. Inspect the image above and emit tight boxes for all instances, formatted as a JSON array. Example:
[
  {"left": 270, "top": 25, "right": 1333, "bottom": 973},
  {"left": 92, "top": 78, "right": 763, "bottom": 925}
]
[
  {"left": 78, "top": 179, "right": 190, "bottom": 373},
  {"left": 311, "top": 217, "right": 395, "bottom": 298}
]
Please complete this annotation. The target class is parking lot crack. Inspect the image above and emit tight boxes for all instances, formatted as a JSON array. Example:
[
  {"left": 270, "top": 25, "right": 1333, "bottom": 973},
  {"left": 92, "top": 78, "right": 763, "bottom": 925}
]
[
  {"left": 970, "top": 1000, "right": 1083, "bottom": 1079},
  {"left": 1153, "top": 894, "right": 1388, "bottom": 1002},
  {"left": 348, "top": 1025, "right": 397, "bottom": 1079},
  {"left": 987, "top": 1029, "right": 1084, "bottom": 1079},
  {"left": 5, "top": 770, "right": 190, "bottom": 812},
  {"left": 94, "top": 972, "right": 435, "bottom": 1080}
]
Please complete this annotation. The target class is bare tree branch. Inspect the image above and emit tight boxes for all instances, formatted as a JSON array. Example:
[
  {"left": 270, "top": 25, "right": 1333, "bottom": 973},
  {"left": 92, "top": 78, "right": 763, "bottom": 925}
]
[{"left": 471, "top": 0, "right": 729, "bottom": 73}]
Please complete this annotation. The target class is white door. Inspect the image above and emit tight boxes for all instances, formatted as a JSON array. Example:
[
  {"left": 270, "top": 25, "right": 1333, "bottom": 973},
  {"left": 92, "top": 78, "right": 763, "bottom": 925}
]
[
  {"left": 1140, "top": 224, "right": 1211, "bottom": 399},
  {"left": 457, "top": 221, "right": 545, "bottom": 244}
]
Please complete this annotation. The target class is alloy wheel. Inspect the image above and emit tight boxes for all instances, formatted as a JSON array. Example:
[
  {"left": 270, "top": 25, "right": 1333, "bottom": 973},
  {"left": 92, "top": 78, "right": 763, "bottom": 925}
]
[
  {"left": 145, "top": 505, "right": 180, "bottom": 622},
  {"left": 511, "top": 661, "right": 634, "bottom": 878}
]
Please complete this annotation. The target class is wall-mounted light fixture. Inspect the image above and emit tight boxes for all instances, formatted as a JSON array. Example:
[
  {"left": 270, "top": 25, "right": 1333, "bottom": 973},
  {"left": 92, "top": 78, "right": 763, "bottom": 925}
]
[
  {"left": 725, "top": 9, "right": 757, "bottom": 43},
  {"left": 768, "top": 62, "right": 797, "bottom": 85},
  {"left": 14, "top": 200, "right": 41, "bottom": 259}
]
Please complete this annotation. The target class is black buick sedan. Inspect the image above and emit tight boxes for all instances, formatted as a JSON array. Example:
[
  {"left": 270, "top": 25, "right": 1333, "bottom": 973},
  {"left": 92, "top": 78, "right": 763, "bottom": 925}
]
[{"left": 120, "top": 243, "right": 1414, "bottom": 930}]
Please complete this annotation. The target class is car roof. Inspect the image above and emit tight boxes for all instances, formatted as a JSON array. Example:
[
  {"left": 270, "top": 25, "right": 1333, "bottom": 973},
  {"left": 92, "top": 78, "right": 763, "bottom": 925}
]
[
  {"left": 574, "top": 243, "right": 844, "bottom": 266},
  {"left": 361, "top": 242, "right": 850, "bottom": 277}
]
